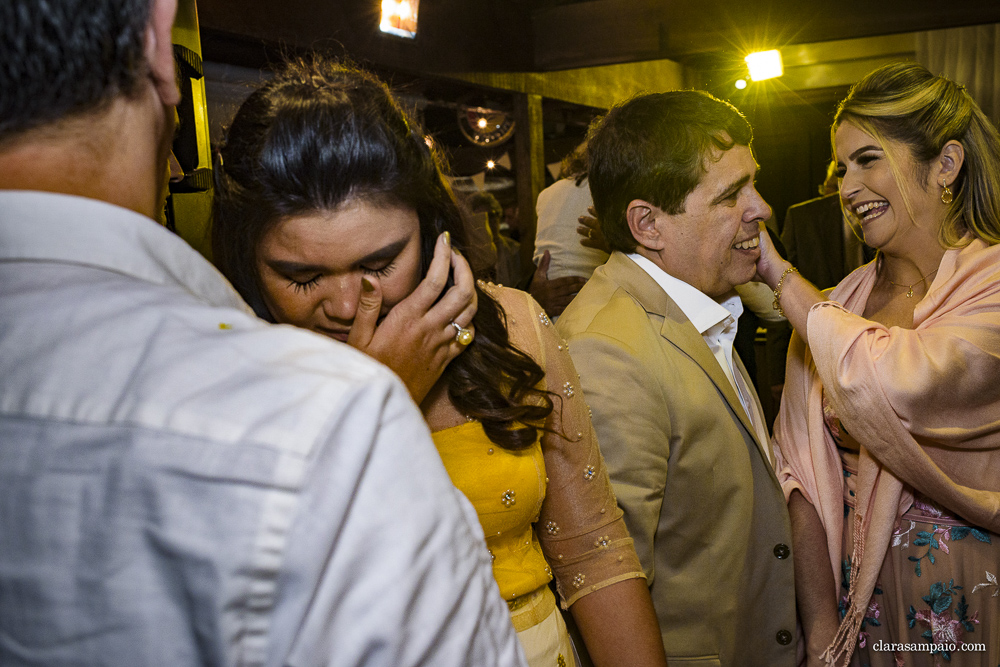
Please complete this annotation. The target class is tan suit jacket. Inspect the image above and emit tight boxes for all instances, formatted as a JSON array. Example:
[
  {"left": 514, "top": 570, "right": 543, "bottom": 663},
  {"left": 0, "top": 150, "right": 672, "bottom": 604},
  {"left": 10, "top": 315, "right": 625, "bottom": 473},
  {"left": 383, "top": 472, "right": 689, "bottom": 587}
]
[{"left": 557, "top": 252, "right": 797, "bottom": 667}]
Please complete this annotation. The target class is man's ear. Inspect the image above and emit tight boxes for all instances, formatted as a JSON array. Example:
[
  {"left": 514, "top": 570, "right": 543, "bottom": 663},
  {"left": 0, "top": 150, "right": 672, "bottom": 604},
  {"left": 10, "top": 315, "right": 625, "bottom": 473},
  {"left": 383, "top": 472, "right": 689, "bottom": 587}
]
[
  {"left": 146, "top": 0, "right": 180, "bottom": 107},
  {"left": 935, "top": 139, "right": 965, "bottom": 188},
  {"left": 626, "top": 199, "right": 666, "bottom": 251}
]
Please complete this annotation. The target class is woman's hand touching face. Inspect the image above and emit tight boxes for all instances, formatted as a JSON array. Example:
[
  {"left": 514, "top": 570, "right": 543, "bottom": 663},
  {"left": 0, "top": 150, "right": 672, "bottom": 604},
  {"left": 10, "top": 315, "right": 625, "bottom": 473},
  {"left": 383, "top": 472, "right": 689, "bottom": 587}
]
[
  {"left": 349, "top": 232, "right": 478, "bottom": 404},
  {"left": 256, "top": 200, "right": 476, "bottom": 403}
]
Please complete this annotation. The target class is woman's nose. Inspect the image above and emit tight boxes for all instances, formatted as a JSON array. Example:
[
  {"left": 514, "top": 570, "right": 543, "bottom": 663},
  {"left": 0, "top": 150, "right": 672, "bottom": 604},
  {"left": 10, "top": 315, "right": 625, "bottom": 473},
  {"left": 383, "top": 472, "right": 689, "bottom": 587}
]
[
  {"left": 839, "top": 169, "right": 862, "bottom": 201},
  {"left": 321, "top": 274, "right": 361, "bottom": 322}
]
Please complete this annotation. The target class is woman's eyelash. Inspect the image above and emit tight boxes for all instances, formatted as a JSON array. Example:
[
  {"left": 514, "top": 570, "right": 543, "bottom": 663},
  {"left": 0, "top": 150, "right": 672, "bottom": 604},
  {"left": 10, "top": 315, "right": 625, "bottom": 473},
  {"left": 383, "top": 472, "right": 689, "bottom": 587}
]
[
  {"left": 289, "top": 276, "right": 320, "bottom": 293},
  {"left": 362, "top": 263, "right": 395, "bottom": 278},
  {"left": 285, "top": 262, "right": 395, "bottom": 292},
  {"left": 857, "top": 153, "right": 880, "bottom": 166}
]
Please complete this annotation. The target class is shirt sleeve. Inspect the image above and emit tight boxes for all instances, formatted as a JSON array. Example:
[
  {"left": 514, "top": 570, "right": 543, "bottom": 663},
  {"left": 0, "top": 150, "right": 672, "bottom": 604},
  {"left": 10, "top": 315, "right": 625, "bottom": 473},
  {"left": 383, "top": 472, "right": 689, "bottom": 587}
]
[
  {"left": 274, "top": 374, "right": 527, "bottom": 666},
  {"left": 496, "top": 284, "right": 646, "bottom": 609}
]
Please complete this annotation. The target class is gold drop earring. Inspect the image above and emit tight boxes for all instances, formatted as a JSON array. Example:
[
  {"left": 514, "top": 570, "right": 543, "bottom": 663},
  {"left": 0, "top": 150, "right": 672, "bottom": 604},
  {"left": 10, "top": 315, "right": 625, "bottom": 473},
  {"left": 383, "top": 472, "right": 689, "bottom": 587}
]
[{"left": 941, "top": 178, "right": 953, "bottom": 204}]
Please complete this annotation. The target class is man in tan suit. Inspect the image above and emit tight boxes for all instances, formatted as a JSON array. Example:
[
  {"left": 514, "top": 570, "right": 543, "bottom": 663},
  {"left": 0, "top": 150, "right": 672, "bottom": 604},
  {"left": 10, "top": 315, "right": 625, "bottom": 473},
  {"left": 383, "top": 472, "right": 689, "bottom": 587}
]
[{"left": 557, "top": 91, "right": 797, "bottom": 666}]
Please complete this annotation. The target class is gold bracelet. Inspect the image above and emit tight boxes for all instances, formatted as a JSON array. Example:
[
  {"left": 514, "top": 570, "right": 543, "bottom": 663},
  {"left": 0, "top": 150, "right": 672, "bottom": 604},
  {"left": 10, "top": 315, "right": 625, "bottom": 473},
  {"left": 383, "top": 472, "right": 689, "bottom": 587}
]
[{"left": 772, "top": 266, "right": 799, "bottom": 318}]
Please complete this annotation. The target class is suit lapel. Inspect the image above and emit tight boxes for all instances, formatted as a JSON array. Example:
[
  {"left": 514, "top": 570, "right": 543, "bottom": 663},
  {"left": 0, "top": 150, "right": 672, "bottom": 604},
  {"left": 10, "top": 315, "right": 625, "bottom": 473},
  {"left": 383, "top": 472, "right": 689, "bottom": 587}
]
[
  {"left": 732, "top": 349, "right": 776, "bottom": 467},
  {"left": 603, "top": 253, "right": 762, "bottom": 448}
]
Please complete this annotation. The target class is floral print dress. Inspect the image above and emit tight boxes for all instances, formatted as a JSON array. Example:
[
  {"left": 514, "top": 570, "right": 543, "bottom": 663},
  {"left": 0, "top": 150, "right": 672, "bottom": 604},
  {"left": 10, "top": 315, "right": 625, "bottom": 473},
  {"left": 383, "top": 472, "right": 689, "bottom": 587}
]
[{"left": 825, "top": 397, "right": 1000, "bottom": 667}]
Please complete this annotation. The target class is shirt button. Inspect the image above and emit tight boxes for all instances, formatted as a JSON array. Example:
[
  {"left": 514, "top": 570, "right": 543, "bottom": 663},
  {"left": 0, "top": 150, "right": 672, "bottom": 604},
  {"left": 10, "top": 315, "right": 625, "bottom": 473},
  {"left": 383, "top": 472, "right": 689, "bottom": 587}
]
[
  {"left": 776, "top": 629, "right": 793, "bottom": 645},
  {"left": 773, "top": 543, "right": 790, "bottom": 559}
]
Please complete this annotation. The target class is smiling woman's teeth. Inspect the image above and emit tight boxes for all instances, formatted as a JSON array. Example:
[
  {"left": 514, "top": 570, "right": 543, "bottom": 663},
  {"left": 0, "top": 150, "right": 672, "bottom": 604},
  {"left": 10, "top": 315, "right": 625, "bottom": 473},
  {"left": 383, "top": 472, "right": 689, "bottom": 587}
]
[
  {"left": 855, "top": 201, "right": 887, "bottom": 221},
  {"left": 734, "top": 237, "right": 760, "bottom": 250}
]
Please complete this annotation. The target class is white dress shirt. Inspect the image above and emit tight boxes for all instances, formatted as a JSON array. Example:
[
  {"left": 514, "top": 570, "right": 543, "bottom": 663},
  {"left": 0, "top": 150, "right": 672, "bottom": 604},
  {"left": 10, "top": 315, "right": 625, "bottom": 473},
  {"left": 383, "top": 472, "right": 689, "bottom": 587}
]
[
  {"left": 0, "top": 191, "right": 526, "bottom": 667},
  {"left": 627, "top": 253, "right": 771, "bottom": 457},
  {"left": 533, "top": 178, "right": 609, "bottom": 281}
]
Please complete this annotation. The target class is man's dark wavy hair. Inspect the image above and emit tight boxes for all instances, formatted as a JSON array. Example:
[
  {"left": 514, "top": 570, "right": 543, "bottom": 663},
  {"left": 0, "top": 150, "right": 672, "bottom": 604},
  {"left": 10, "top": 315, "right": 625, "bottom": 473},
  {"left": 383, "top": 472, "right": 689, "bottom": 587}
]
[
  {"left": 0, "top": 0, "right": 151, "bottom": 141},
  {"left": 213, "top": 57, "right": 553, "bottom": 450},
  {"left": 587, "top": 90, "right": 753, "bottom": 253}
]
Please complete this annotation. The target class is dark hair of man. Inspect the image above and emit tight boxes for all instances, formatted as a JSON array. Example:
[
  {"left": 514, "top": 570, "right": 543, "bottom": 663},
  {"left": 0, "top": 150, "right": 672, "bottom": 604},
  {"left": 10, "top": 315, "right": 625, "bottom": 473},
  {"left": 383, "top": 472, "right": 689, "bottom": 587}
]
[
  {"left": 587, "top": 90, "right": 753, "bottom": 253},
  {"left": 559, "top": 140, "right": 589, "bottom": 186},
  {"left": 467, "top": 191, "right": 504, "bottom": 231},
  {"left": 0, "top": 0, "right": 151, "bottom": 142},
  {"left": 213, "top": 57, "right": 552, "bottom": 451}
]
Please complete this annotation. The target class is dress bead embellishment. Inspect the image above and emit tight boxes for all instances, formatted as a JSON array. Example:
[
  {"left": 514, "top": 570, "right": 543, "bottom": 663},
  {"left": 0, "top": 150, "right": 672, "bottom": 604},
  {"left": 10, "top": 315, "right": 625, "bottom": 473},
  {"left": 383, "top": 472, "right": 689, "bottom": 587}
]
[
  {"left": 539, "top": 311, "right": 552, "bottom": 326},
  {"left": 488, "top": 550, "right": 495, "bottom": 562},
  {"left": 487, "top": 448, "right": 494, "bottom": 455},
  {"left": 546, "top": 521, "right": 560, "bottom": 535},
  {"left": 557, "top": 655, "right": 567, "bottom": 667},
  {"left": 594, "top": 535, "right": 610, "bottom": 548},
  {"left": 573, "top": 573, "right": 586, "bottom": 589},
  {"left": 563, "top": 382, "right": 575, "bottom": 398},
  {"left": 584, "top": 465, "right": 596, "bottom": 480},
  {"left": 501, "top": 489, "right": 516, "bottom": 507}
]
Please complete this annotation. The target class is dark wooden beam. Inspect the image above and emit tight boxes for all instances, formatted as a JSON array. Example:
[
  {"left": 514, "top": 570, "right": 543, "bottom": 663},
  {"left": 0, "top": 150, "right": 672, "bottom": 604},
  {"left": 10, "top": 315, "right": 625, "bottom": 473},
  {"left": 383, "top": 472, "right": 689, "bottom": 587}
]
[
  {"left": 513, "top": 93, "right": 545, "bottom": 270},
  {"left": 197, "top": 0, "right": 535, "bottom": 73},
  {"left": 440, "top": 59, "right": 687, "bottom": 110}
]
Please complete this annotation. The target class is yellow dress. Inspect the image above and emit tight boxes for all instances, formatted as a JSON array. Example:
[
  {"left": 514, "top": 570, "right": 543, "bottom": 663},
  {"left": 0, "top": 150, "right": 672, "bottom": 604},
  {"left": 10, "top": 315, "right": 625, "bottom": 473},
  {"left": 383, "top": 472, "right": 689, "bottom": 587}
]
[
  {"left": 433, "top": 284, "right": 647, "bottom": 665},
  {"left": 433, "top": 421, "right": 551, "bottom": 602}
]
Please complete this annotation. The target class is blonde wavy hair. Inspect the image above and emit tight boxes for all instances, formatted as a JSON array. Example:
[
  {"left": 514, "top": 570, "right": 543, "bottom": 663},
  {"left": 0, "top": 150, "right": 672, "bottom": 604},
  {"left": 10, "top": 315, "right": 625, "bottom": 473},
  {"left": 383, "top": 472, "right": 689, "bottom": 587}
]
[{"left": 834, "top": 62, "right": 1000, "bottom": 247}]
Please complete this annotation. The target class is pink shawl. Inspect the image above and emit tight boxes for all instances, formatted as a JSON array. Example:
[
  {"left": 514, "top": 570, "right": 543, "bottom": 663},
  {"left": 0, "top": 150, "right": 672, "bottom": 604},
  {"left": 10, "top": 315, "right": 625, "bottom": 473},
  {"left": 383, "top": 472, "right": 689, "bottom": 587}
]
[{"left": 772, "top": 238, "right": 1000, "bottom": 666}]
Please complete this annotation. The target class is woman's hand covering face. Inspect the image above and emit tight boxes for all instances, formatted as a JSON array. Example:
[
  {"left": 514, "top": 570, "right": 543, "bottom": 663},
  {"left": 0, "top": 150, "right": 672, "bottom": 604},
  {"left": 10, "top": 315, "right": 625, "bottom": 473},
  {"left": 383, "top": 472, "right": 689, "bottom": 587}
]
[{"left": 347, "top": 232, "right": 477, "bottom": 403}]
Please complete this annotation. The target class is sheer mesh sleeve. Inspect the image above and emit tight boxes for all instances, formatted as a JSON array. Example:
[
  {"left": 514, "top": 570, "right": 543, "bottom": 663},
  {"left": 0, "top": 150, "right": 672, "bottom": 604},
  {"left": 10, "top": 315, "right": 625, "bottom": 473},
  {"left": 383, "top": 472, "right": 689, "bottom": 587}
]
[{"left": 487, "top": 282, "right": 646, "bottom": 608}]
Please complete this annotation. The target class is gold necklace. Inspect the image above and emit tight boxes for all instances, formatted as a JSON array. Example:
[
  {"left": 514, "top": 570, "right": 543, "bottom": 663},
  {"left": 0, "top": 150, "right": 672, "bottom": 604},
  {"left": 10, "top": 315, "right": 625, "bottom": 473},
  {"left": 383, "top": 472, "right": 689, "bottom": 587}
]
[{"left": 886, "top": 268, "right": 939, "bottom": 298}]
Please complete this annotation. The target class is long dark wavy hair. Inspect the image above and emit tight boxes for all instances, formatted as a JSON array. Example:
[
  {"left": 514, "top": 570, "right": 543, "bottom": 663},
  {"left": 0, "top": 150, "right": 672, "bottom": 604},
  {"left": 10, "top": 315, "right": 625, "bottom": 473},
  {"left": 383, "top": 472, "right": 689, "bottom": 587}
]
[{"left": 212, "top": 57, "right": 552, "bottom": 450}]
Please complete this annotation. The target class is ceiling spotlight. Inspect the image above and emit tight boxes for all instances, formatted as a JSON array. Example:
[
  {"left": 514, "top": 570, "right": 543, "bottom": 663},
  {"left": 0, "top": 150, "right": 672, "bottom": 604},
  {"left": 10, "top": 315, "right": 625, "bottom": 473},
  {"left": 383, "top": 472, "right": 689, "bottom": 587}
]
[
  {"left": 735, "top": 79, "right": 747, "bottom": 90},
  {"left": 486, "top": 160, "right": 496, "bottom": 170},
  {"left": 745, "top": 50, "right": 783, "bottom": 81},
  {"left": 477, "top": 117, "right": 488, "bottom": 129},
  {"left": 380, "top": 0, "right": 419, "bottom": 39}
]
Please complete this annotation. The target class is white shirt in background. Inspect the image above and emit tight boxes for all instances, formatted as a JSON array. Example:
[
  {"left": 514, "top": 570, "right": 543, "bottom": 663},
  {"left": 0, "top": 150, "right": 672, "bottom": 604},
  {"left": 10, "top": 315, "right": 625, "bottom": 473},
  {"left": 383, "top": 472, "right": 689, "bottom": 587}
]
[{"left": 533, "top": 178, "right": 609, "bottom": 281}]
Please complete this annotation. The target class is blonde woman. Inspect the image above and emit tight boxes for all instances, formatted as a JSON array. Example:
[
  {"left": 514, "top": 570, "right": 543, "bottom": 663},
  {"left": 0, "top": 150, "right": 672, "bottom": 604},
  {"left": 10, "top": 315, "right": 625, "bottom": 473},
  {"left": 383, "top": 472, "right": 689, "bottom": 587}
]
[{"left": 758, "top": 63, "right": 1000, "bottom": 666}]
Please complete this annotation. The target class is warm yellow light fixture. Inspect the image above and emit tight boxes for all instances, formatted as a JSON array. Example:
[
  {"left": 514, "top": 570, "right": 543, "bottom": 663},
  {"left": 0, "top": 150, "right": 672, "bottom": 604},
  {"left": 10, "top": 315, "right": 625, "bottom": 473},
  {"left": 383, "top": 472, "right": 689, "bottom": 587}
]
[
  {"left": 735, "top": 78, "right": 747, "bottom": 90},
  {"left": 486, "top": 160, "right": 496, "bottom": 170},
  {"left": 744, "top": 50, "right": 783, "bottom": 81},
  {"left": 380, "top": 0, "right": 419, "bottom": 39}
]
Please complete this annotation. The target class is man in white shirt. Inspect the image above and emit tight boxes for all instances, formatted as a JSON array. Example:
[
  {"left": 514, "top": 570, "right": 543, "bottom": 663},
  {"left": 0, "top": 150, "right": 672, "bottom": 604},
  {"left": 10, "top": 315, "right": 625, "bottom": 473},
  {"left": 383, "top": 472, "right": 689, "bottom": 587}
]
[
  {"left": 0, "top": 1, "right": 524, "bottom": 665},
  {"left": 556, "top": 91, "right": 797, "bottom": 666}
]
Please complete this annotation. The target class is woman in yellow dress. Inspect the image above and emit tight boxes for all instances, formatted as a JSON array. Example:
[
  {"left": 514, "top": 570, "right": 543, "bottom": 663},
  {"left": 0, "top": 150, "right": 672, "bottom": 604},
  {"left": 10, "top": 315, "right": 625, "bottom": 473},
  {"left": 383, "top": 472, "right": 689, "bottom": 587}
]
[{"left": 212, "top": 57, "right": 666, "bottom": 667}]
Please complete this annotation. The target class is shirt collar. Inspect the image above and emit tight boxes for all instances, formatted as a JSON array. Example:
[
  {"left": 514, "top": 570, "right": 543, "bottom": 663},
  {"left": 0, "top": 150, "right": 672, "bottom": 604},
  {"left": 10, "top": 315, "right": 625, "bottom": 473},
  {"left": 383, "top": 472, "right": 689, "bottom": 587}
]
[
  {"left": 0, "top": 190, "right": 250, "bottom": 312},
  {"left": 626, "top": 252, "right": 743, "bottom": 334}
]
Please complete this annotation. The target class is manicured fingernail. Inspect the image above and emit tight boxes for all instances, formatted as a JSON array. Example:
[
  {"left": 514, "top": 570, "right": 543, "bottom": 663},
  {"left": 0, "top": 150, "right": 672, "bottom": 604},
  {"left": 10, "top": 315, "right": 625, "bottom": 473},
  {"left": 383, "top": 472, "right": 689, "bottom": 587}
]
[
  {"left": 443, "top": 231, "right": 451, "bottom": 247},
  {"left": 362, "top": 277, "right": 375, "bottom": 293}
]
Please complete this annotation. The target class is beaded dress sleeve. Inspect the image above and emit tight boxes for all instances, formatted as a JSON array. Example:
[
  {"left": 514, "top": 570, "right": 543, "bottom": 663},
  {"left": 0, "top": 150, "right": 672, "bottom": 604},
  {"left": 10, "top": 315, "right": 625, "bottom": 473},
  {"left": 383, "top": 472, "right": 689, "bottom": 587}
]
[{"left": 488, "top": 283, "right": 646, "bottom": 609}]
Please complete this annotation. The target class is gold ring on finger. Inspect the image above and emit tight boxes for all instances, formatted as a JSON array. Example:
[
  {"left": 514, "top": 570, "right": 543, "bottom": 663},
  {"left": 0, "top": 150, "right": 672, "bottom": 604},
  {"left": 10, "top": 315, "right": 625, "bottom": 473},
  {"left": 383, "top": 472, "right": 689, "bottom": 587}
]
[{"left": 451, "top": 321, "right": 474, "bottom": 346}]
